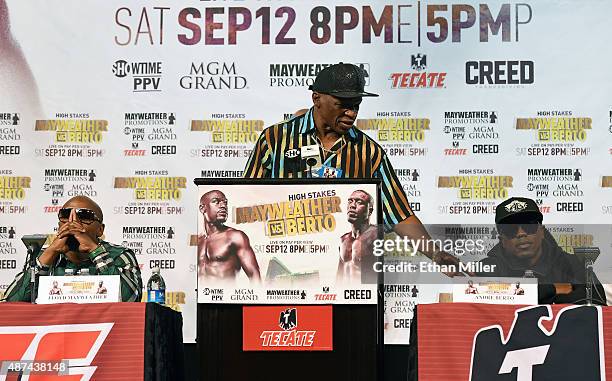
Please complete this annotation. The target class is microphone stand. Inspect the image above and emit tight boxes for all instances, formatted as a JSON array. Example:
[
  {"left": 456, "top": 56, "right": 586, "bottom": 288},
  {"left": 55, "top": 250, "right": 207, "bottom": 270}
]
[
  {"left": 28, "top": 246, "right": 38, "bottom": 304},
  {"left": 585, "top": 259, "right": 594, "bottom": 306},
  {"left": 573, "top": 247, "right": 600, "bottom": 306},
  {"left": 21, "top": 235, "right": 48, "bottom": 304},
  {"left": 306, "top": 158, "right": 317, "bottom": 178}
]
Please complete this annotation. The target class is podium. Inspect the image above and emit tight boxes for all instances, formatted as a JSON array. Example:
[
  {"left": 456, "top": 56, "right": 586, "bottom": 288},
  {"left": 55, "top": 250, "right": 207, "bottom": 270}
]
[
  {"left": 409, "top": 303, "right": 611, "bottom": 381},
  {"left": 194, "top": 179, "right": 383, "bottom": 381},
  {"left": 0, "top": 302, "right": 183, "bottom": 381}
]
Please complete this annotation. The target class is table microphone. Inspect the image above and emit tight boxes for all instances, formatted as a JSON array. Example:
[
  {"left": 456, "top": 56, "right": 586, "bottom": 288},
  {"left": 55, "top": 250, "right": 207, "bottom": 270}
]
[{"left": 21, "top": 234, "right": 48, "bottom": 304}]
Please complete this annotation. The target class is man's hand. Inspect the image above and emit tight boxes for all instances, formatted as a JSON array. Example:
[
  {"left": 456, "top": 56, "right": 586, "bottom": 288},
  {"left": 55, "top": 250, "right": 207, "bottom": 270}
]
[
  {"left": 55, "top": 208, "right": 99, "bottom": 254},
  {"left": 57, "top": 222, "right": 98, "bottom": 253},
  {"left": 39, "top": 227, "right": 69, "bottom": 266},
  {"left": 554, "top": 283, "right": 573, "bottom": 295}
]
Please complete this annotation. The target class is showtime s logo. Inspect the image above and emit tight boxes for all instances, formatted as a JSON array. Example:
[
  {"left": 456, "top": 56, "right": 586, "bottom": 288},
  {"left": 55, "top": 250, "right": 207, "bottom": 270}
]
[{"left": 0, "top": 323, "right": 113, "bottom": 381}]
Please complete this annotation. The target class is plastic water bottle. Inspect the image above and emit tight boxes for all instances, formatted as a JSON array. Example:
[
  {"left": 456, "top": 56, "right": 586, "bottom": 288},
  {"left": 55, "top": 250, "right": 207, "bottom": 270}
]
[
  {"left": 146, "top": 267, "right": 166, "bottom": 304},
  {"left": 77, "top": 268, "right": 90, "bottom": 276},
  {"left": 64, "top": 268, "right": 75, "bottom": 276}
]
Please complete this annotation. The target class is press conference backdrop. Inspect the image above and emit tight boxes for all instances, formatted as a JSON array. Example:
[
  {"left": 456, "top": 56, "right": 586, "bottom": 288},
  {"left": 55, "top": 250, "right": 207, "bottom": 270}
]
[{"left": 0, "top": 0, "right": 611, "bottom": 344}]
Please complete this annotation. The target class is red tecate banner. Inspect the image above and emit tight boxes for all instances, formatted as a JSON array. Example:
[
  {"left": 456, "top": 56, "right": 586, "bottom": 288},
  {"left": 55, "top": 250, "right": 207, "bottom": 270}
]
[{"left": 243, "top": 305, "right": 333, "bottom": 351}]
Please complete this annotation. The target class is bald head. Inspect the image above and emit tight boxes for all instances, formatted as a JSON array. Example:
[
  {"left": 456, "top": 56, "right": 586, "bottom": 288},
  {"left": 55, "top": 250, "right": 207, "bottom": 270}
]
[
  {"left": 63, "top": 196, "right": 103, "bottom": 222},
  {"left": 200, "top": 190, "right": 228, "bottom": 223},
  {"left": 200, "top": 190, "right": 226, "bottom": 206}
]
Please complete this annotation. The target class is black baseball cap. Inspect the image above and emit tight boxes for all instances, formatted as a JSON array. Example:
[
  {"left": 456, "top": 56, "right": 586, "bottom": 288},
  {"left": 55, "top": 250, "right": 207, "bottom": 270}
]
[
  {"left": 309, "top": 63, "right": 378, "bottom": 98},
  {"left": 495, "top": 197, "right": 543, "bottom": 224}
]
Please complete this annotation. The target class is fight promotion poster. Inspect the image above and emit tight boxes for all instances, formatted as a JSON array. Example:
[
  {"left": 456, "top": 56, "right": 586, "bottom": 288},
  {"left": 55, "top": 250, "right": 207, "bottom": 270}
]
[
  {"left": 1, "top": 0, "right": 611, "bottom": 344},
  {"left": 195, "top": 180, "right": 380, "bottom": 304}
]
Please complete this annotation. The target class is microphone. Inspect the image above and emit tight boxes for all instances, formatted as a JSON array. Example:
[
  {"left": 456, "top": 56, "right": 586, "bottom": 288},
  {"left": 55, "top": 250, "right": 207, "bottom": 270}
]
[
  {"left": 21, "top": 234, "right": 47, "bottom": 253},
  {"left": 21, "top": 234, "right": 48, "bottom": 304},
  {"left": 306, "top": 158, "right": 318, "bottom": 178},
  {"left": 574, "top": 247, "right": 601, "bottom": 306},
  {"left": 300, "top": 145, "right": 322, "bottom": 178},
  {"left": 284, "top": 149, "right": 302, "bottom": 176}
]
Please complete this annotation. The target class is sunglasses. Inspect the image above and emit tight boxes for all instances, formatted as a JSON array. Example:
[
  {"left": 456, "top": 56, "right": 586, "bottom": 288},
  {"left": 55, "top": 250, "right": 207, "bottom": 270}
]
[
  {"left": 58, "top": 208, "right": 102, "bottom": 224},
  {"left": 497, "top": 221, "right": 540, "bottom": 238}
]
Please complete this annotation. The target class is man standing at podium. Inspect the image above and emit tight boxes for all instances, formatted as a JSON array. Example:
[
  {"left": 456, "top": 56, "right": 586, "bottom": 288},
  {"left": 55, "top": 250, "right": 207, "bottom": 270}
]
[
  {"left": 2, "top": 196, "right": 142, "bottom": 302},
  {"left": 244, "top": 63, "right": 462, "bottom": 273}
]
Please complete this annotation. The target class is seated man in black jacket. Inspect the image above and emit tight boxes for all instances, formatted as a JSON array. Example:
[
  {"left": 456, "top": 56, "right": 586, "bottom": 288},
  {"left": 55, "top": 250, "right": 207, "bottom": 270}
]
[{"left": 478, "top": 197, "right": 606, "bottom": 305}]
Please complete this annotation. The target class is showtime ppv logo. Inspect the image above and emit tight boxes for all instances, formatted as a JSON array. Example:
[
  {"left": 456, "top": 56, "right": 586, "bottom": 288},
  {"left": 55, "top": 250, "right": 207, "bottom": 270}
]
[{"left": 0, "top": 323, "right": 113, "bottom": 381}]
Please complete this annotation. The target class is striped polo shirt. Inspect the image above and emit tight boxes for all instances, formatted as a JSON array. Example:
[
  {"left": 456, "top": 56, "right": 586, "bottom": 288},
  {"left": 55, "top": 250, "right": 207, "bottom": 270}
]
[{"left": 243, "top": 108, "right": 413, "bottom": 230}]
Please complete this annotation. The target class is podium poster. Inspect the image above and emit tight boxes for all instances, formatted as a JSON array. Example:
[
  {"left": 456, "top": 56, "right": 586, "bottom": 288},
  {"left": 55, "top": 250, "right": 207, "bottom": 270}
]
[{"left": 195, "top": 179, "right": 380, "bottom": 304}]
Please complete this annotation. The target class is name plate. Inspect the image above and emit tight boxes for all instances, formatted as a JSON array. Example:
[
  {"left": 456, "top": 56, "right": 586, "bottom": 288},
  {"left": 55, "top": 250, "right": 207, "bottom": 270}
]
[
  {"left": 37, "top": 275, "right": 121, "bottom": 304},
  {"left": 453, "top": 277, "right": 538, "bottom": 305}
]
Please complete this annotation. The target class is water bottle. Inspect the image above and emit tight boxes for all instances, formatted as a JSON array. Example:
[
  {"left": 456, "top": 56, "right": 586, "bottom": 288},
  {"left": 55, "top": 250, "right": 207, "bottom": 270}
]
[
  {"left": 64, "top": 268, "right": 75, "bottom": 276},
  {"left": 77, "top": 268, "right": 90, "bottom": 276},
  {"left": 523, "top": 270, "right": 535, "bottom": 278},
  {"left": 146, "top": 267, "right": 166, "bottom": 304}
]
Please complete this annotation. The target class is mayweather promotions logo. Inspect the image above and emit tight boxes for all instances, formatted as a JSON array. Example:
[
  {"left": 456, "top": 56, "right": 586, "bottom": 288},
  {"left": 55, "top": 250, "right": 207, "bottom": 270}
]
[
  {"left": 389, "top": 54, "right": 446, "bottom": 89},
  {"left": 269, "top": 63, "right": 370, "bottom": 87},
  {"left": 235, "top": 192, "right": 342, "bottom": 237}
]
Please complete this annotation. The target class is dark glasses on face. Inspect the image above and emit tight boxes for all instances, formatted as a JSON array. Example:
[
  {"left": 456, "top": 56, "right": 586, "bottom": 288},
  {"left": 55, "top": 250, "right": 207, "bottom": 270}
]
[
  {"left": 58, "top": 208, "right": 102, "bottom": 224},
  {"left": 498, "top": 221, "right": 540, "bottom": 238}
]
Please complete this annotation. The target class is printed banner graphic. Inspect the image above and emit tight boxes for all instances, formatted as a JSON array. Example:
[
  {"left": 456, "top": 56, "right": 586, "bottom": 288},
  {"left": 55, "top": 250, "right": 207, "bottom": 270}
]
[
  {"left": 0, "top": 303, "right": 145, "bottom": 381},
  {"left": 416, "top": 303, "right": 609, "bottom": 381},
  {"left": 196, "top": 182, "right": 379, "bottom": 304},
  {"left": 243, "top": 305, "right": 333, "bottom": 351},
  {"left": 1, "top": 0, "right": 611, "bottom": 344}
]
